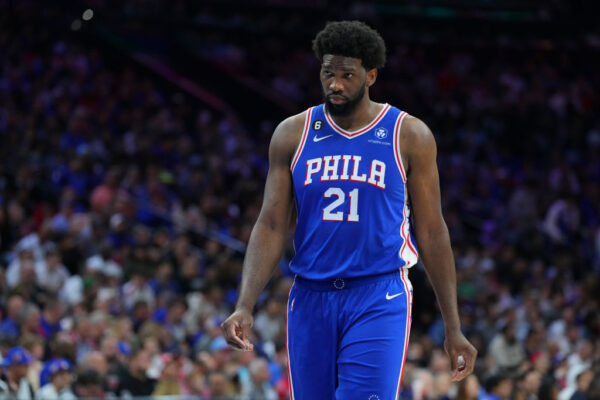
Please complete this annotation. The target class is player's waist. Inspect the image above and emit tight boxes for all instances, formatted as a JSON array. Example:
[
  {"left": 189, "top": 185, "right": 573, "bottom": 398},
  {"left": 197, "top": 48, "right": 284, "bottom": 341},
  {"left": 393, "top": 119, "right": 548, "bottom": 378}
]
[{"left": 294, "top": 268, "right": 406, "bottom": 292}]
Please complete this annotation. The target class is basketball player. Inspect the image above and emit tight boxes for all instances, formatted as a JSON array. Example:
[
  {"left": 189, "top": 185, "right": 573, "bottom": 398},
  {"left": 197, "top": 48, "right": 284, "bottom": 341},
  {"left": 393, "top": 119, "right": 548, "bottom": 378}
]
[{"left": 222, "top": 20, "right": 477, "bottom": 399}]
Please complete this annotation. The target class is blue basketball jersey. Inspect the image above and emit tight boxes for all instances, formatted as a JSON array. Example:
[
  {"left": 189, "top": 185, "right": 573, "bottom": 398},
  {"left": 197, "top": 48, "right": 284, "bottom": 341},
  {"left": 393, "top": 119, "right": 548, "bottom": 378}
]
[{"left": 289, "top": 103, "right": 419, "bottom": 280}]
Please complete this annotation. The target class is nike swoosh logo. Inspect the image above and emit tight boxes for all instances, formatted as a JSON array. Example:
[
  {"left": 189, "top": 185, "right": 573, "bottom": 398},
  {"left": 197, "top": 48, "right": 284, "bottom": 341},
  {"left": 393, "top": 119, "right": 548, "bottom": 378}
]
[
  {"left": 313, "top": 134, "right": 333, "bottom": 142},
  {"left": 386, "top": 292, "right": 404, "bottom": 300}
]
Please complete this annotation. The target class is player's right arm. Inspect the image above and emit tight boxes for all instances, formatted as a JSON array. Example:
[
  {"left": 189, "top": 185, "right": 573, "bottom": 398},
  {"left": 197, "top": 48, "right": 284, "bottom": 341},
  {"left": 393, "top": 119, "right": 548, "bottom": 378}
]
[{"left": 221, "top": 112, "right": 305, "bottom": 351}]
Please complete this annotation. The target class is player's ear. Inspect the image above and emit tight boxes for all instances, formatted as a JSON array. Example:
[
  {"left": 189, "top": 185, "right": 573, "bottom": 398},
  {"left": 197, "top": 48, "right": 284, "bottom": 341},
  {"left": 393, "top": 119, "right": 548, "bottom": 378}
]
[{"left": 366, "top": 68, "right": 377, "bottom": 87}]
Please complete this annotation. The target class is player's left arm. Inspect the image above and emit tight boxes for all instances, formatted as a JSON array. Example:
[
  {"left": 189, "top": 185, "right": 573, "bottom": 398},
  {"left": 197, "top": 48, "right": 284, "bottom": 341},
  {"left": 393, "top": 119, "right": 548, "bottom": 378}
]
[{"left": 401, "top": 116, "right": 477, "bottom": 382}]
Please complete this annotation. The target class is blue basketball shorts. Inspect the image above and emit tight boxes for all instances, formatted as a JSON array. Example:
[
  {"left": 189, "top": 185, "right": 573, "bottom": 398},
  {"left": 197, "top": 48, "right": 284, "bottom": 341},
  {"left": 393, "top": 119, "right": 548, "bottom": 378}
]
[{"left": 286, "top": 268, "right": 413, "bottom": 400}]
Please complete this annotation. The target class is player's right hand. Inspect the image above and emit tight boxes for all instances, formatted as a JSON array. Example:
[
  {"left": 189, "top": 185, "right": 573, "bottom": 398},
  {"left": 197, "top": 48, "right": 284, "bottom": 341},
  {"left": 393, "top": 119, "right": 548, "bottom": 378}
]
[{"left": 221, "top": 308, "right": 254, "bottom": 351}]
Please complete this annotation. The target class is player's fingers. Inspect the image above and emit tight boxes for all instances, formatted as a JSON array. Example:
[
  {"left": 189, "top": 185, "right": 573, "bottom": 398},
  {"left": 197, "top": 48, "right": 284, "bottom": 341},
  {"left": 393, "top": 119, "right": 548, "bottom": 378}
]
[
  {"left": 452, "top": 351, "right": 476, "bottom": 382},
  {"left": 222, "top": 321, "right": 247, "bottom": 350},
  {"left": 240, "top": 322, "right": 253, "bottom": 351}
]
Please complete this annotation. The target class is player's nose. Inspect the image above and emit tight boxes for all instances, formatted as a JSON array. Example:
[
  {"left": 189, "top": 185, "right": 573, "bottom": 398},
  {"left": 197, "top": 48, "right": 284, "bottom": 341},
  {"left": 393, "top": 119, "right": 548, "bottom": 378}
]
[{"left": 329, "top": 78, "right": 344, "bottom": 92}]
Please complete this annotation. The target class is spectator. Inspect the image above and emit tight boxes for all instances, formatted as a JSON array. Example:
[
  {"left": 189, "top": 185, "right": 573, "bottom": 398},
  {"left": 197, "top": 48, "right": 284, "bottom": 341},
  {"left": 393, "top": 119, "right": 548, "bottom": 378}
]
[
  {"left": 114, "top": 348, "right": 156, "bottom": 397},
  {"left": 0, "top": 346, "right": 35, "bottom": 400},
  {"left": 39, "top": 300, "right": 64, "bottom": 340},
  {"left": 72, "top": 369, "right": 105, "bottom": 399},
  {"left": 570, "top": 369, "right": 594, "bottom": 400},
  {"left": 456, "top": 374, "right": 481, "bottom": 400},
  {"left": 35, "top": 246, "right": 69, "bottom": 295},
  {"left": 488, "top": 321, "right": 526, "bottom": 372},
  {"left": 538, "top": 378, "right": 559, "bottom": 400},
  {"left": 36, "top": 359, "right": 76, "bottom": 400},
  {"left": 152, "top": 353, "right": 185, "bottom": 396},
  {"left": 20, "top": 335, "right": 45, "bottom": 392},
  {"left": 153, "top": 296, "right": 187, "bottom": 344},
  {"left": 19, "top": 304, "right": 41, "bottom": 337},
  {"left": 253, "top": 297, "right": 285, "bottom": 344},
  {"left": 207, "top": 370, "right": 236, "bottom": 400},
  {"left": 241, "top": 357, "right": 277, "bottom": 400},
  {"left": 121, "top": 269, "right": 155, "bottom": 312},
  {"left": 79, "top": 351, "right": 108, "bottom": 382},
  {"left": 482, "top": 373, "right": 513, "bottom": 400},
  {"left": 0, "top": 294, "right": 25, "bottom": 338},
  {"left": 433, "top": 371, "right": 453, "bottom": 400},
  {"left": 514, "top": 369, "right": 542, "bottom": 400},
  {"left": 6, "top": 249, "right": 36, "bottom": 289}
]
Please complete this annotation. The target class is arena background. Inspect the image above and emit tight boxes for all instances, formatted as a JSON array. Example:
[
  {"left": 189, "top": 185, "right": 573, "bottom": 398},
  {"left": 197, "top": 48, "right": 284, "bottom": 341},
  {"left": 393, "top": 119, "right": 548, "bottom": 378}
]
[{"left": 0, "top": 0, "right": 599, "bottom": 399}]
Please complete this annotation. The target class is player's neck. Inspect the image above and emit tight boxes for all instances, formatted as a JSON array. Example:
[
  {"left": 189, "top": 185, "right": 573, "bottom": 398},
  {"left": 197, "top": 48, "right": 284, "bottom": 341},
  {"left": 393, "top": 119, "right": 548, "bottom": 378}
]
[{"left": 328, "top": 97, "right": 381, "bottom": 131}]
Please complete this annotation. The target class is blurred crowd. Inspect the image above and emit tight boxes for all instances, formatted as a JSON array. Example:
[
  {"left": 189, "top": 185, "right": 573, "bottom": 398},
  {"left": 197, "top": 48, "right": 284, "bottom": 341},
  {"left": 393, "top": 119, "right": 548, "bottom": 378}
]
[{"left": 1, "top": 1, "right": 600, "bottom": 399}]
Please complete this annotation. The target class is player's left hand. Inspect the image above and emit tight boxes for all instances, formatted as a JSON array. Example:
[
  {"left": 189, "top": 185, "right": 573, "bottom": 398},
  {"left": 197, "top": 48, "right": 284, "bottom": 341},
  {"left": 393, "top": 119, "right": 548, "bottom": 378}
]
[{"left": 443, "top": 331, "right": 477, "bottom": 382}]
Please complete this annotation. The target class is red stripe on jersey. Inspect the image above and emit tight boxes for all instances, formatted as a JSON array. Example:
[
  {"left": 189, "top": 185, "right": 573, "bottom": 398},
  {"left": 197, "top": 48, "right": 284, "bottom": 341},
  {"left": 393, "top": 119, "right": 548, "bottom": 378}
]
[
  {"left": 396, "top": 268, "right": 412, "bottom": 399},
  {"left": 393, "top": 111, "right": 407, "bottom": 183},
  {"left": 286, "top": 280, "right": 295, "bottom": 400},
  {"left": 290, "top": 108, "right": 313, "bottom": 172}
]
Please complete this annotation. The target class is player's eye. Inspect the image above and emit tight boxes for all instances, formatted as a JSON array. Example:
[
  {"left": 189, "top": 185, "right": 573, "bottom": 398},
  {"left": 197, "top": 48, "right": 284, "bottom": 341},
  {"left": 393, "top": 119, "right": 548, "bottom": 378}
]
[
  {"left": 323, "top": 70, "right": 334, "bottom": 77},
  {"left": 345, "top": 73, "right": 353, "bottom": 78}
]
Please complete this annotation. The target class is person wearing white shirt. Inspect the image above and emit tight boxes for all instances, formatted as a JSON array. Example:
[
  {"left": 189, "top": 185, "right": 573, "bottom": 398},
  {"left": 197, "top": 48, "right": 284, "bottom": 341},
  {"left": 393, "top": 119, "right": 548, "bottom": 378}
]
[{"left": 36, "top": 359, "right": 76, "bottom": 400}]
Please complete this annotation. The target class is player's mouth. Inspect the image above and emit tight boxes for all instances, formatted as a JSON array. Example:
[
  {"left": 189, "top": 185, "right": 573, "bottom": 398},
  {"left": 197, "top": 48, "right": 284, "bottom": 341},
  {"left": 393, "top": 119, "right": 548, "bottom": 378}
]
[{"left": 327, "top": 94, "right": 347, "bottom": 105}]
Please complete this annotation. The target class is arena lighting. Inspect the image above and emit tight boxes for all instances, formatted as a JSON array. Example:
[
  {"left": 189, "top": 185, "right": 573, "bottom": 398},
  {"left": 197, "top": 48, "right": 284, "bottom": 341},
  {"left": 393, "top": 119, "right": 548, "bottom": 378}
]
[{"left": 82, "top": 9, "right": 94, "bottom": 21}]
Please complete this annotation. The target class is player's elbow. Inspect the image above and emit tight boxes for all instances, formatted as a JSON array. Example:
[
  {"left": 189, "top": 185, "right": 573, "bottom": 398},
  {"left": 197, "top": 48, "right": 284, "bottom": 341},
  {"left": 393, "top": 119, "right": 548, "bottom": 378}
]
[
  {"left": 415, "top": 219, "right": 449, "bottom": 245},
  {"left": 255, "top": 212, "right": 289, "bottom": 235}
]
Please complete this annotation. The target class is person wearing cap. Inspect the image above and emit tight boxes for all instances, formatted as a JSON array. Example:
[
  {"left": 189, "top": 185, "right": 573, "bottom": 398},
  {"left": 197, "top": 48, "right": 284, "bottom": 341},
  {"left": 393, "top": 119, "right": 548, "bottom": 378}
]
[
  {"left": 0, "top": 346, "right": 35, "bottom": 400},
  {"left": 36, "top": 359, "right": 76, "bottom": 400}
]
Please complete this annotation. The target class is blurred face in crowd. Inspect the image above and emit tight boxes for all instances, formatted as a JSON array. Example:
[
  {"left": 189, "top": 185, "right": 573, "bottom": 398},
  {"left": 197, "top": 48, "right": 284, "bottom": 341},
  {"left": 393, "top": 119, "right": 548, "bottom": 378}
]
[
  {"left": 504, "top": 324, "right": 516, "bottom": 343},
  {"left": 8, "top": 364, "right": 29, "bottom": 381},
  {"left": 213, "top": 347, "right": 233, "bottom": 370},
  {"left": 52, "top": 370, "right": 73, "bottom": 391},
  {"left": 143, "top": 336, "right": 160, "bottom": 358},
  {"left": 208, "top": 371, "right": 228, "bottom": 396},
  {"left": 434, "top": 372, "right": 452, "bottom": 397},
  {"left": 250, "top": 361, "right": 270, "bottom": 386},
  {"left": 82, "top": 351, "right": 108, "bottom": 377},
  {"left": 156, "top": 262, "right": 173, "bottom": 282},
  {"left": 167, "top": 302, "right": 186, "bottom": 324},
  {"left": 20, "top": 263, "right": 36, "bottom": 285},
  {"left": 19, "top": 249, "right": 34, "bottom": 263},
  {"left": 130, "top": 349, "right": 151, "bottom": 378},
  {"left": 577, "top": 370, "right": 593, "bottom": 392},
  {"left": 532, "top": 351, "right": 551, "bottom": 374},
  {"left": 160, "top": 359, "right": 179, "bottom": 381},
  {"left": 116, "top": 318, "right": 133, "bottom": 340},
  {"left": 22, "top": 309, "right": 41, "bottom": 333},
  {"left": 76, "top": 382, "right": 103, "bottom": 398},
  {"left": 522, "top": 370, "right": 541, "bottom": 395},
  {"left": 29, "top": 342, "right": 44, "bottom": 360},
  {"left": 46, "top": 252, "right": 61, "bottom": 270},
  {"left": 181, "top": 256, "right": 199, "bottom": 278},
  {"left": 577, "top": 340, "right": 594, "bottom": 360},
  {"left": 265, "top": 298, "right": 282, "bottom": 318},
  {"left": 187, "top": 370, "right": 207, "bottom": 394},
  {"left": 100, "top": 336, "right": 118, "bottom": 361},
  {"left": 7, "top": 295, "right": 25, "bottom": 319},
  {"left": 494, "top": 378, "right": 513, "bottom": 398},
  {"left": 133, "top": 301, "right": 151, "bottom": 322},
  {"left": 464, "top": 374, "right": 480, "bottom": 398},
  {"left": 44, "top": 302, "right": 65, "bottom": 324}
]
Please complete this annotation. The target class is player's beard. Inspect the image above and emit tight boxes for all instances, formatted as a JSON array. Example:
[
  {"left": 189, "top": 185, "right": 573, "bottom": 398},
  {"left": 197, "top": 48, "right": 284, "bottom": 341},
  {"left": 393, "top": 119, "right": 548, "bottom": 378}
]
[{"left": 324, "top": 84, "right": 366, "bottom": 117}]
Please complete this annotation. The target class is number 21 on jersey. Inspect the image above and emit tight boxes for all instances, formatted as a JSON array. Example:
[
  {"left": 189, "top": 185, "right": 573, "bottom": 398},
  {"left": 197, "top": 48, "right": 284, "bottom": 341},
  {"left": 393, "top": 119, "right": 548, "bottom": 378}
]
[{"left": 322, "top": 187, "right": 359, "bottom": 222}]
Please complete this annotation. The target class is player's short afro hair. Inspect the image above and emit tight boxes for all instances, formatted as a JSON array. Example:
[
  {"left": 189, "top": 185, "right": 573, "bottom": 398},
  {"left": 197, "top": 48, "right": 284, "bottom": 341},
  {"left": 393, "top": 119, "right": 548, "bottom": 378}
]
[{"left": 312, "top": 20, "right": 386, "bottom": 70}]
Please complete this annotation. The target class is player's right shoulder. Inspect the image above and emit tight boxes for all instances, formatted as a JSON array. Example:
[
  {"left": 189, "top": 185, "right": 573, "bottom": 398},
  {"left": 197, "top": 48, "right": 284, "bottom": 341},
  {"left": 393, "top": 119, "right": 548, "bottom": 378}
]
[{"left": 270, "top": 109, "right": 309, "bottom": 160}]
